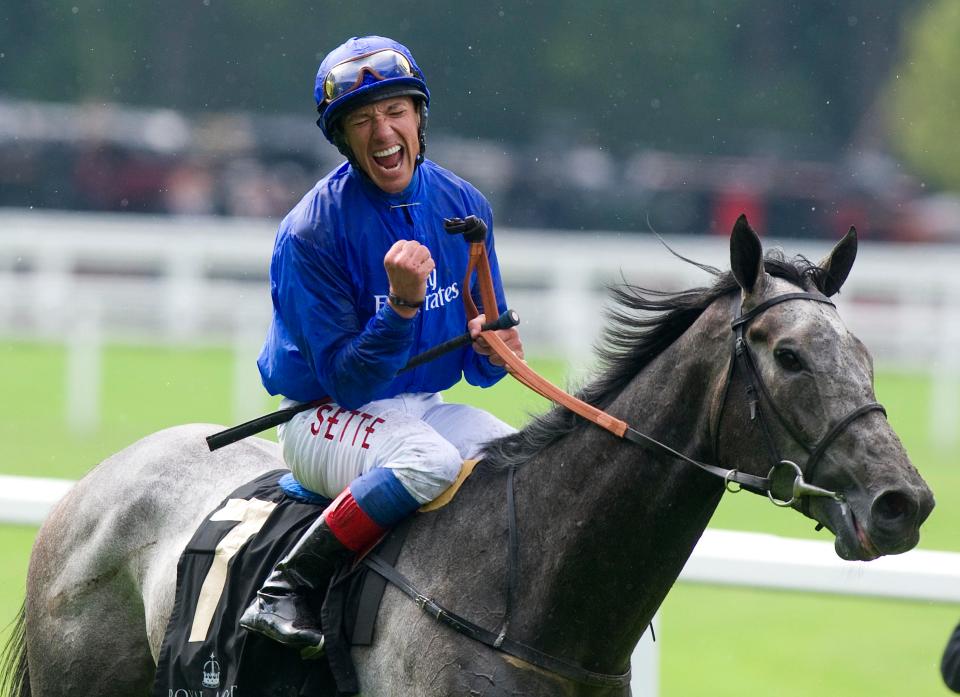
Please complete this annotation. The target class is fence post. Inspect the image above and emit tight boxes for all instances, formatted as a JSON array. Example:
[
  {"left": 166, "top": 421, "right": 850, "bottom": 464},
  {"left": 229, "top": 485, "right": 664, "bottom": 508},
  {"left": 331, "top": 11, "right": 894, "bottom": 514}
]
[
  {"left": 931, "top": 284, "right": 960, "bottom": 449},
  {"left": 233, "top": 306, "right": 267, "bottom": 426},
  {"left": 66, "top": 304, "right": 102, "bottom": 435},
  {"left": 631, "top": 612, "right": 661, "bottom": 697}
]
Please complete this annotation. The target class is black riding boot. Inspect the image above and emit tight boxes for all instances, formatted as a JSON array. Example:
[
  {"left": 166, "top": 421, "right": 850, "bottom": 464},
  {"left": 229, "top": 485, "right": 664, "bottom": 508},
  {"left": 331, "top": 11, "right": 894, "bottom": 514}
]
[{"left": 239, "top": 516, "right": 351, "bottom": 649}]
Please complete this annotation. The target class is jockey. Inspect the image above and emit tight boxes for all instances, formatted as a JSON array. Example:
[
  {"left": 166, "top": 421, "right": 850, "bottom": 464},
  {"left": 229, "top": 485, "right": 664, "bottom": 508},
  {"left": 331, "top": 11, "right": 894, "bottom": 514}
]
[{"left": 240, "top": 35, "right": 524, "bottom": 650}]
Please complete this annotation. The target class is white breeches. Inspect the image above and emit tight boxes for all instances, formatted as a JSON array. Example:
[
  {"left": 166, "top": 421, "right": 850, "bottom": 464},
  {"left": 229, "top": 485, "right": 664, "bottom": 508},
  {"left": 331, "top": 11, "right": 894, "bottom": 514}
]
[{"left": 277, "top": 392, "right": 515, "bottom": 504}]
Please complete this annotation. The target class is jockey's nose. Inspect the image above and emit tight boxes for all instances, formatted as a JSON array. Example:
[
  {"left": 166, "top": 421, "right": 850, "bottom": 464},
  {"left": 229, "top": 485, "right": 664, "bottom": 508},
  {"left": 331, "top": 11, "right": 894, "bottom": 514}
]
[{"left": 372, "top": 114, "right": 393, "bottom": 139}]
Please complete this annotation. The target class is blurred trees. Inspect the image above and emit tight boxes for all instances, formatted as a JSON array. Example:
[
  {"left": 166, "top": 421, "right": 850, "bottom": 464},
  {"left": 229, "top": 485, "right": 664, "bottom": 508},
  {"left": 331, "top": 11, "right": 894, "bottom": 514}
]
[
  {"left": 885, "top": 0, "right": 960, "bottom": 191},
  {"left": 0, "top": 1, "right": 921, "bottom": 157}
]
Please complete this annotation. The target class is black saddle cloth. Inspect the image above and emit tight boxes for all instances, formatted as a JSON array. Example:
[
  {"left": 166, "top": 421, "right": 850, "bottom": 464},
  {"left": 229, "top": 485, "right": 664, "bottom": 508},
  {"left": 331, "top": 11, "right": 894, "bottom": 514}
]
[{"left": 151, "top": 470, "right": 404, "bottom": 697}]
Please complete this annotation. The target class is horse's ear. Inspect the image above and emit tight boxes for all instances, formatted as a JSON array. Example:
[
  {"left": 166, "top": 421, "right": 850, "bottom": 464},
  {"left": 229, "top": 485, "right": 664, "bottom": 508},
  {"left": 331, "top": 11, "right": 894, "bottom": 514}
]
[
  {"left": 819, "top": 226, "right": 857, "bottom": 297},
  {"left": 730, "top": 214, "right": 764, "bottom": 294}
]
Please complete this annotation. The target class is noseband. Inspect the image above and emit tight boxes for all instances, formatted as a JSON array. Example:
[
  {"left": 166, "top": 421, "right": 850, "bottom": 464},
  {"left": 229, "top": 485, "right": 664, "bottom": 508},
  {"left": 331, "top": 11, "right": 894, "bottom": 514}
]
[{"left": 715, "top": 291, "right": 885, "bottom": 509}]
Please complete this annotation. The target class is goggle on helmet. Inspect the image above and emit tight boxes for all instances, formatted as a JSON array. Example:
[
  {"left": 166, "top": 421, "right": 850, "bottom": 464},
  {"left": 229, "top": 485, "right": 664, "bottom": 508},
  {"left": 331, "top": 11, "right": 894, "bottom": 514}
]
[{"left": 314, "top": 38, "right": 430, "bottom": 144}]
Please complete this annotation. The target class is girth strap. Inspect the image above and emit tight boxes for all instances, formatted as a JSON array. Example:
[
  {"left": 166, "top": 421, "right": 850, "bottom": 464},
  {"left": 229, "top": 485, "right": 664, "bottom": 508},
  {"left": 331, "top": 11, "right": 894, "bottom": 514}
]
[{"left": 361, "top": 553, "right": 632, "bottom": 689}]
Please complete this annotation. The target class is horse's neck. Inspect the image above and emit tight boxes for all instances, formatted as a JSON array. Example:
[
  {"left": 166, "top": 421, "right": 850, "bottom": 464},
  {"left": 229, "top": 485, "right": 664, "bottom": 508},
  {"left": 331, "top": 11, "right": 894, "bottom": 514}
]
[{"left": 511, "top": 302, "right": 731, "bottom": 672}]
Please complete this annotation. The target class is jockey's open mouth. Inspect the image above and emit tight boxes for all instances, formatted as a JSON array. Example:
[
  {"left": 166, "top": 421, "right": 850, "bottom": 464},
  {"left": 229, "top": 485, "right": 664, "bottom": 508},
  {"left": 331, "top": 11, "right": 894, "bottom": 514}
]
[{"left": 372, "top": 144, "right": 403, "bottom": 170}]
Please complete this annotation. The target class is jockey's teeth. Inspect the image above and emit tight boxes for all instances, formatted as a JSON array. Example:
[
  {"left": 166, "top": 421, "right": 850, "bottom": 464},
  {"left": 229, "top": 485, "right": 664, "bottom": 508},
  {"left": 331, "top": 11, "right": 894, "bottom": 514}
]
[
  {"left": 373, "top": 145, "right": 403, "bottom": 169},
  {"left": 373, "top": 145, "right": 402, "bottom": 158}
]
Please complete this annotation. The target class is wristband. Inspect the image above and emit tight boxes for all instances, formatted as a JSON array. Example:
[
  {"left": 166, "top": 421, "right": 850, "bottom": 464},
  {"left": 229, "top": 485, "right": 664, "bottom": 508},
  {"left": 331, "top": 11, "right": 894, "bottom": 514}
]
[{"left": 388, "top": 293, "right": 424, "bottom": 309}]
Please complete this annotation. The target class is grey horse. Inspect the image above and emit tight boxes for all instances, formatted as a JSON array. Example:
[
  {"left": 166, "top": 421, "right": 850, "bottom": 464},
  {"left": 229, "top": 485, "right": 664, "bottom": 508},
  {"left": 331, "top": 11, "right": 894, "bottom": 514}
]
[{"left": 2, "top": 219, "right": 934, "bottom": 696}]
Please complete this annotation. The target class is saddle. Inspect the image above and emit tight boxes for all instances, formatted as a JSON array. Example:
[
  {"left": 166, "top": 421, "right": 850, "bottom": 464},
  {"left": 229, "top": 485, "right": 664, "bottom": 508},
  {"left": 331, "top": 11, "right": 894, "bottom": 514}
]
[{"left": 151, "top": 463, "right": 478, "bottom": 697}]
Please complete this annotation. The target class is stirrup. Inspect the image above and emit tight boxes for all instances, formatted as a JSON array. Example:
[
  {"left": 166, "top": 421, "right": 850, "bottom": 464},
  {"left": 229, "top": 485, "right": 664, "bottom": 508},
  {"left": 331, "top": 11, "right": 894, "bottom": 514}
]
[{"left": 300, "top": 637, "right": 325, "bottom": 660}]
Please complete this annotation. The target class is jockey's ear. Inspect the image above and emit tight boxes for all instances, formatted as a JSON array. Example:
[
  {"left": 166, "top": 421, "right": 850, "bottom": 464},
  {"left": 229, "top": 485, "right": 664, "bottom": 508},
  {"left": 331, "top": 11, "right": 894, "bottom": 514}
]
[
  {"left": 730, "top": 214, "right": 765, "bottom": 295},
  {"left": 818, "top": 226, "right": 857, "bottom": 297}
]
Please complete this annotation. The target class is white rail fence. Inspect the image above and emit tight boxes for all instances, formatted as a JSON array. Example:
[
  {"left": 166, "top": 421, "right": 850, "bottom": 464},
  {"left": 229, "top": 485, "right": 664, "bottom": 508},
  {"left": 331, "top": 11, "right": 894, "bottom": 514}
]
[
  {"left": 3, "top": 474, "right": 959, "bottom": 697},
  {"left": 4, "top": 211, "right": 960, "bottom": 694},
  {"left": 3, "top": 208, "right": 959, "bottom": 444}
]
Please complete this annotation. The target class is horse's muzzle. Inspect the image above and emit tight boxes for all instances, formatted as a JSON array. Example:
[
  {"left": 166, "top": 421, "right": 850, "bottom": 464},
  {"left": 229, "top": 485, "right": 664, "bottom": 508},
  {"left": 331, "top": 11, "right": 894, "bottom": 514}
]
[
  {"left": 827, "top": 483, "right": 934, "bottom": 561},
  {"left": 866, "top": 485, "right": 934, "bottom": 553}
]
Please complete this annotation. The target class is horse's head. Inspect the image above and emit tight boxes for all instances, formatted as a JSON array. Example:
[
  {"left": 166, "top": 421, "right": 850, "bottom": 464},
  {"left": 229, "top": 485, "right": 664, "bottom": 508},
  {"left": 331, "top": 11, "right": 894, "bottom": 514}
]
[{"left": 721, "top": 215, "right": 934, "bottom": 560}]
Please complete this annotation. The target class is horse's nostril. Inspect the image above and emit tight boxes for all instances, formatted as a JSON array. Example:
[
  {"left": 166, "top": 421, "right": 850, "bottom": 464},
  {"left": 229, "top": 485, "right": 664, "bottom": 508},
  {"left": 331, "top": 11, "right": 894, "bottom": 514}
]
[{"left": 872, "top": 490, "right": 917, "bottom": 525}]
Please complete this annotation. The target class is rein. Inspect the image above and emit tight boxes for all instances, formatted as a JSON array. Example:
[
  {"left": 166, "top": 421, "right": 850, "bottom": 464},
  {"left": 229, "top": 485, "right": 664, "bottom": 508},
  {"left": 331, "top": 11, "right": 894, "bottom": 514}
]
[
  {"left": 363, "top": 219, "right": 888, "bottom": 689},
  {"left": 450, "top": 216, "right": 884, "bottom": 505}
]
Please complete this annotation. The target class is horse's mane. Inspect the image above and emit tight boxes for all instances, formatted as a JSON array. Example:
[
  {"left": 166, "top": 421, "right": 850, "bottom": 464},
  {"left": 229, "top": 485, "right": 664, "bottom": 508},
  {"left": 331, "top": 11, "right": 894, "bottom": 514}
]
[{"left": 481, "top": 250, "right": 827, "bottom": 470}]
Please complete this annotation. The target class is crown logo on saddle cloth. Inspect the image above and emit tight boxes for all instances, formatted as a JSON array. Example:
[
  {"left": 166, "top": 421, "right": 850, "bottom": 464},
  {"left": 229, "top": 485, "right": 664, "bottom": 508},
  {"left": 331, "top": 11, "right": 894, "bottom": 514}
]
[{"left": 202, "top": 653, "right": 221, "bottom": 688}]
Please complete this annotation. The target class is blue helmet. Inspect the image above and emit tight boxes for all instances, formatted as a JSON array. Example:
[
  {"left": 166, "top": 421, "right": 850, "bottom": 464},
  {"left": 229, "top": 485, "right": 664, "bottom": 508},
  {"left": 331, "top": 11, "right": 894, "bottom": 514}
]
[{"left": 314, "top": 36, "right": 430, "bottom": 144}]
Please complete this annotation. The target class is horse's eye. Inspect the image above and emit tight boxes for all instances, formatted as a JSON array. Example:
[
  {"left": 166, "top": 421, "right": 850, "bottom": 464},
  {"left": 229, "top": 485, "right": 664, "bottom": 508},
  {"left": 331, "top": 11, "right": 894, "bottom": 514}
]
[{"left": 774, "top": 348, "right": 803, "bottom": 372}]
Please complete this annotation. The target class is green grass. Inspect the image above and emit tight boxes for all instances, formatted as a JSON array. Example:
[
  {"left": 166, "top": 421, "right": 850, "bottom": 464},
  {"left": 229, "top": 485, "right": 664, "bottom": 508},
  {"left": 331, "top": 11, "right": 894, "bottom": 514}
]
[
  {"left": 1, "top": 341, "right": 958, "bottom": 695},
  {"left": 660, "top": 585, "right": 957, "bottom": 697}
]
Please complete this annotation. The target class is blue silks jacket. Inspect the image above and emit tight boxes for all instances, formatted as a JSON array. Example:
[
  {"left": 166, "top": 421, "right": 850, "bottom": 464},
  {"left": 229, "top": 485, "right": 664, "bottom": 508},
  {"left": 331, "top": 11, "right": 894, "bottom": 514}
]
[{"left": 258, "top": 159, "right": 509, "bottom": 408}]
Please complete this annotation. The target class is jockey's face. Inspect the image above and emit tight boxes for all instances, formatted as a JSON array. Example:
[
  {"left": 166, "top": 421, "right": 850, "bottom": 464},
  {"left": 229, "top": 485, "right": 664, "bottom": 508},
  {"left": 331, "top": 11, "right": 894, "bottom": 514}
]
[{"left": 342, "top": 96, "right": 420, "bottom": 194}]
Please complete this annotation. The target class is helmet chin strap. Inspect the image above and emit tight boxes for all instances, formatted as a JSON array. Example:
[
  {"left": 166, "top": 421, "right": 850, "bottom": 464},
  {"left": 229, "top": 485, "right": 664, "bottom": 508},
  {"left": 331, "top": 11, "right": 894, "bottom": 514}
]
[
  {"left": 330, "top": 98, "right": 428, "bottom": 172},
  {"left": 415, "top": 99, "right": 428, "bottom": 166}
]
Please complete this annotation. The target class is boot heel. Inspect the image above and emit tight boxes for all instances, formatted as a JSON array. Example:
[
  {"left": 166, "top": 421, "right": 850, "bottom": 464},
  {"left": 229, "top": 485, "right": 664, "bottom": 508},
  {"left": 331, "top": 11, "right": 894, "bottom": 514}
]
[{"left": 300, "top": 639, "right": 326, "bottom": 660}]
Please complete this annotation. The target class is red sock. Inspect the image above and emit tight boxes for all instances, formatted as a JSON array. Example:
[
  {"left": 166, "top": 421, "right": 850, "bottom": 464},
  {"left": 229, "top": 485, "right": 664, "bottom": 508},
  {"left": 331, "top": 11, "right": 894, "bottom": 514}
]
[{"left": 323, "top": 488, "right": 386, "bottom": 553}]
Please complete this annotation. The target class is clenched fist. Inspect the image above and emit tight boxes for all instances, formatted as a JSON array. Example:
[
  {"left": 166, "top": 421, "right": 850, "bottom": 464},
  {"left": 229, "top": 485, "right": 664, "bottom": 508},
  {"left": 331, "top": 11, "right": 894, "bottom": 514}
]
[{"left": 383, "top": 240, "right": 435, "bottom": 317}]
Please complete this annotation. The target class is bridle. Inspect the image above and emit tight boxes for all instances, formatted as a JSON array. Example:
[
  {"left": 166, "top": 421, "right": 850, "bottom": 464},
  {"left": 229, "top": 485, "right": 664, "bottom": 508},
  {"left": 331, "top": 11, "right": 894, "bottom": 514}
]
[
  {"left": 621, "top": 290, "right": 885, "bottom": 520},
  {"left": 706, "top": 290, "right": 886, "bottom": 511}
]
